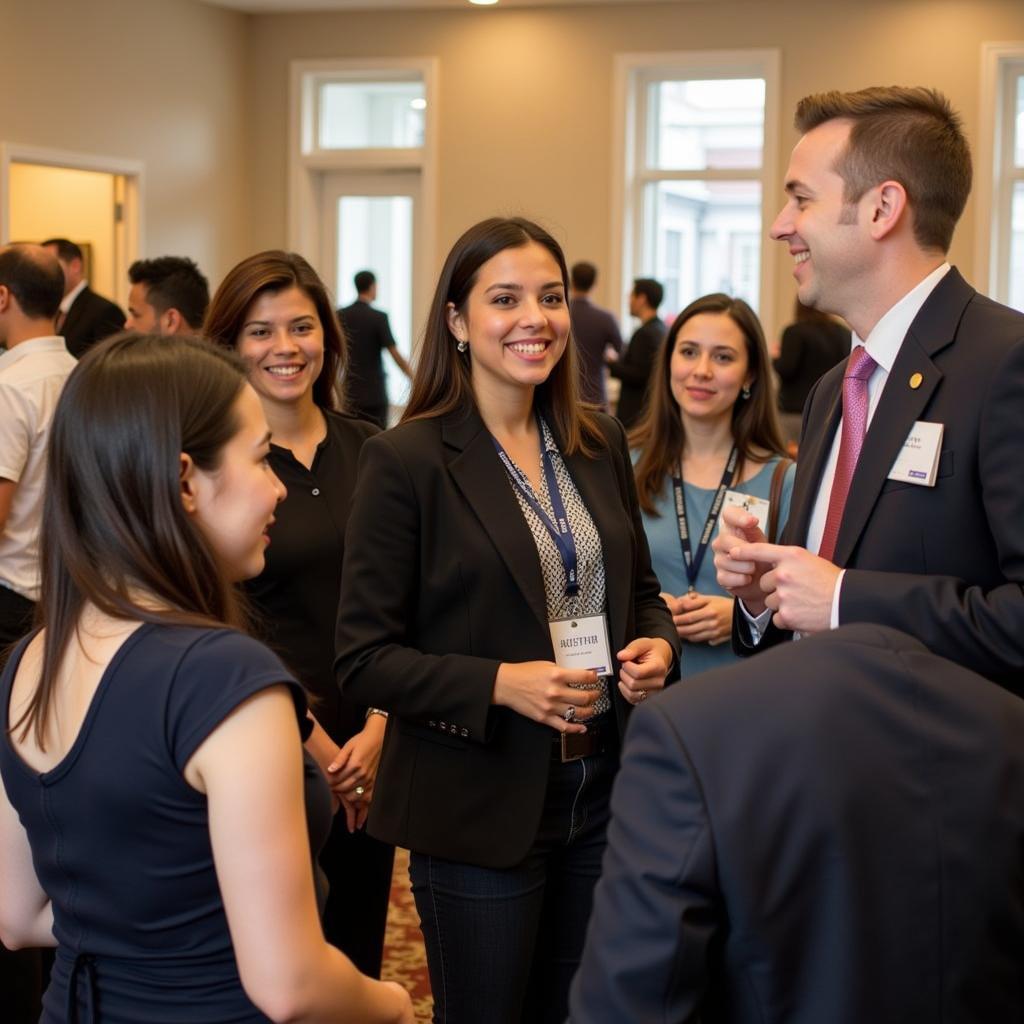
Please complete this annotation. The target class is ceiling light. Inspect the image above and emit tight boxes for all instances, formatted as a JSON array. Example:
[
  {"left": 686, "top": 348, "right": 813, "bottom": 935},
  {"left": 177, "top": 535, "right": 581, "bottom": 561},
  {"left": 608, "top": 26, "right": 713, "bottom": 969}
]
[{"left": 469, "top": 0, "right": 499, "bottom": 6}]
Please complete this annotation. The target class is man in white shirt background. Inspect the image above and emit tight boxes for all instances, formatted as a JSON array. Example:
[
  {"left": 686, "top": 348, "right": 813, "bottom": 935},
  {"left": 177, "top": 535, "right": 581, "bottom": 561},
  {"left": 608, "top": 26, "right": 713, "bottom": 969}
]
[{"left": 714, "top": 86, "right": 1024, "bottom": 690}]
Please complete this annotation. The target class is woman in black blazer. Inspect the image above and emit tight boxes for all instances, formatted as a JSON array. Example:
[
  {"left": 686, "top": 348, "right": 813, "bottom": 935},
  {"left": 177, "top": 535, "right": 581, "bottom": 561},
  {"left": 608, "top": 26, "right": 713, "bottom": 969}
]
[{"left": 335, "top": 218, "right": 678, "bottom": 1023}]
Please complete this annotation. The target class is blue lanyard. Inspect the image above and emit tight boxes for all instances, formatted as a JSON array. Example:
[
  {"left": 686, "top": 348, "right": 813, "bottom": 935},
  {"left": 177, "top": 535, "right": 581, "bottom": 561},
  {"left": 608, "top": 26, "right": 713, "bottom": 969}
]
[
  {"left": 492, "top": 417, "right": 579, "bottom": 597},
  {"left": 672, "top": 446, "right": 738, "bottom": 593}
]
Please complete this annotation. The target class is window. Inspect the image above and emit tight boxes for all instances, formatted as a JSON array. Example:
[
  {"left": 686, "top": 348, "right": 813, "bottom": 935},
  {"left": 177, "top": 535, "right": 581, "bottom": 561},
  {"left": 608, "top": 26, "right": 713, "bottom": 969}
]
[
  {"left": 615, "top": 52, "right": 779, "bottom": 329},
  {"left": 317, "top": 79, "right": 425, "bottom": 151}
]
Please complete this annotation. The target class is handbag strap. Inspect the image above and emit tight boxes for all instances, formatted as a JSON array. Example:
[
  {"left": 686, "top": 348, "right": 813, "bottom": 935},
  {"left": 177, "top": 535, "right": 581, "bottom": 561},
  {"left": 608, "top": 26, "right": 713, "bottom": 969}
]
[{"left": 767, "top": 458, "right": 793, "bottom": 543}]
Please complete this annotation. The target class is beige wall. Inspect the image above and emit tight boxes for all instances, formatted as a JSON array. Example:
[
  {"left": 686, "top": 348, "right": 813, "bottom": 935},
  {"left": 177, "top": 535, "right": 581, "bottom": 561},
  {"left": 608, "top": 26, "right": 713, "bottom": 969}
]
[
  {"left": 246, "top": 0, "right": 1024, "bottom": 338},
  {"left": 0, "top": 0, "right": 250, "bottom": 287}
]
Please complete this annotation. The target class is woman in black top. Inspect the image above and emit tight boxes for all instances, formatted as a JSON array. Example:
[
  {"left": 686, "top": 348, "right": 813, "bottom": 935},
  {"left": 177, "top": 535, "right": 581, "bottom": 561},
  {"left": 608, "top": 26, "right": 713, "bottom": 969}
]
[{"left": 205, "top": 251, "right": 394, "bottom": 978}]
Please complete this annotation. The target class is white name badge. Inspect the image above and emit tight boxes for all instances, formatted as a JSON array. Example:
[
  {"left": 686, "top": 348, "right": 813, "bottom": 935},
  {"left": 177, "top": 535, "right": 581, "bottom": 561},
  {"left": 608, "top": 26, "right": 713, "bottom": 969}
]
[
  {"left": 549, "top": 614, "right": 613, "bottom": 676},
  {"left": 722, "top": 490, "right": 771, "bottom": 536},
  {"left": 887, "top": 420, "right": 944, "bottom": 487}
]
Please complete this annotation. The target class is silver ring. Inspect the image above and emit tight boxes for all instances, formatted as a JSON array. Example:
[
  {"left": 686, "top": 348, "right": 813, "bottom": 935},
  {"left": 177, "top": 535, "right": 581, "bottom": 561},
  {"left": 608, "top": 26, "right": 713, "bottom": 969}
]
[
  {"left": 563, "top": 705, "right": 576, "bottom": 723},
  {"left": 355, "top": 785, "right": 366, "bottom": 797}
]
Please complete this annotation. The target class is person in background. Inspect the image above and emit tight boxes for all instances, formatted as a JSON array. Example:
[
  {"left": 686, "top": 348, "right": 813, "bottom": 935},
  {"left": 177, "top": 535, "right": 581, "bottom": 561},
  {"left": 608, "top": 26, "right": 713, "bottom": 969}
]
[
  {"left": 0, "top": 333, "right": 412, "bottom": 1023},
  {"left": 335, "top": 217, "right": 677, "bottom": 1023},
  {"left": 630, "top": 294, "right": 793, "bottom": 679},
  {"left": 568, "top": 261, "right": 621, "bottom": 410},
  {"left": 40, "top": 238, "right": 124, "bottom": 358},
  {"left": 338, "top": 270, "right": 413, "bottom": 428},
  {"left": 607, "top": 277, "right": 665, "bottom": 429},
  {"left": 205, "top": 251, "right": 394, "bottom": 979},
  {"left": 126, "top": 256, "right": 210, "bottom": 335}
]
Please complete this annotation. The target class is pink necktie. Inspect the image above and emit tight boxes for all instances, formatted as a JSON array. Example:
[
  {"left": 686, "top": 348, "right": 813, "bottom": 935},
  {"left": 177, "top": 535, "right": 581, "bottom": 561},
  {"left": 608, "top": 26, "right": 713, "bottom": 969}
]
[{"left": 818, "top": 345, "right": 877, "bottom": 563}]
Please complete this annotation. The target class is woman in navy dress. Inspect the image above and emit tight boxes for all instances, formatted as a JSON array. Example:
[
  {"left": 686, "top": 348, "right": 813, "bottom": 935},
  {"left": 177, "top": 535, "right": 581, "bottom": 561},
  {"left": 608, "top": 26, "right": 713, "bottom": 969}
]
[{"left": 0, "top": 334, "right": 412, "bottom": 1023}]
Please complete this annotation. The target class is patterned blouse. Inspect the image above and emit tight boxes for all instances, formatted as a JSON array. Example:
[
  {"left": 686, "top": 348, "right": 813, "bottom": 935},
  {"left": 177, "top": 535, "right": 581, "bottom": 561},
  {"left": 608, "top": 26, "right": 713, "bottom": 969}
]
[{"left": 498, "top": 416, "right": 611, "bottom": 717}]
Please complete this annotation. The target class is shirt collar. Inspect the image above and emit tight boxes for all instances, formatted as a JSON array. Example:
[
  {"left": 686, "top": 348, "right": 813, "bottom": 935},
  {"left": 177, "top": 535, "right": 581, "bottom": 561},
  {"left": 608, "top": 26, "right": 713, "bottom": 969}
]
[
  {"left": 0, "top": 335, "right": 70, "bottom": 369},
  {"left": 59, "top": 279, "right": 88, "bottom": 314},
  {"left": 851, "top": 263, "right": 950, "bottom": 372}
]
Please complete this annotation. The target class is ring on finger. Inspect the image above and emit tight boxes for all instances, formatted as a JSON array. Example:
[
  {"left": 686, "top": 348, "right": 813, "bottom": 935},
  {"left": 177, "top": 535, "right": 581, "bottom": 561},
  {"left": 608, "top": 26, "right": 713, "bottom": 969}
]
[
  {"left": 564, "top": 705, "right": 576, "bottom": 723},
  {"left": 636, "top": 690, "right": 648, "bottom": 703},
  {"left": 355, "top": 785, "right": 366, "bottom": 797}
]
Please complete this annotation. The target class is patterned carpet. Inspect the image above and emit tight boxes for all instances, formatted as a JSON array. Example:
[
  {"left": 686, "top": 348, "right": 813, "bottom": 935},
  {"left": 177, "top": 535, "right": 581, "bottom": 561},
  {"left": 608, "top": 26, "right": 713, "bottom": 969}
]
[{"left": 382, "top": 848, "right": 433, "bottom": 1022}]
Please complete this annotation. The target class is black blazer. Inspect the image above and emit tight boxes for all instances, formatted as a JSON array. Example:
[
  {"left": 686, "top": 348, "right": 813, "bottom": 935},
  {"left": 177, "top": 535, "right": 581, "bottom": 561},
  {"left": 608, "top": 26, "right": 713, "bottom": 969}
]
[
  {"left": 608, "top": 316, "right": 666, "bottom": 428},
  {"left": 61, "top": 286, "right": 126, "bottom": 359},
  {"left": 335, "top": 409, "right": 678, "bottom": 868},
  {"left": 772, "top": 318, "right": 849, "bottom": 413},
  {"left": 736, "top": 269, "right": 1024, "bottom": 693},
  {"left": 338, "top": 300, "right": 396, "bottom": 414},
  {"left": 571, "top": 624, "right": 1024, "bottom": 1023}
]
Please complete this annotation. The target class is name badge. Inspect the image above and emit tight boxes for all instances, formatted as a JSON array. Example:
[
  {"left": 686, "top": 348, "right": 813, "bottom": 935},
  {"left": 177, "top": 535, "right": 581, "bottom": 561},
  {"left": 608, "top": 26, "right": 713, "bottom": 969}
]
[
  {"left": 723, "top": 490, "right": 770, "bottom": 536},
  {"left": 549, "top": 614, "right": 612, "bottom": 676},
  {"left": 887, "top": 420, "right": 944, "bottom": 487}
]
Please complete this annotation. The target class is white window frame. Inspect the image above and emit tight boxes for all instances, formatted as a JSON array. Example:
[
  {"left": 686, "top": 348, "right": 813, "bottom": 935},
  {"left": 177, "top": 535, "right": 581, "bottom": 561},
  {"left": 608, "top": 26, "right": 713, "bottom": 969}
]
[
  {"left": 976, "top": 42, "right": 1024, "bottom": 306},
  {"left": 611, "top": 49, "right": 780, "bottom": 332},
  {"left": 288, "top": 57, "right": 439, "bottom": 343}
]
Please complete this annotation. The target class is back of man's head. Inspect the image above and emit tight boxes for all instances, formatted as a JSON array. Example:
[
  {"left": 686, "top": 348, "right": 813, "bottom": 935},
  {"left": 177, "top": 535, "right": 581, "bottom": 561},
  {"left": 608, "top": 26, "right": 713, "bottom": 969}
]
[
  {"left": 128, "top": 256, "right": 209, "bottom": 330},
  {"left": 40, "top": 237, "right": 83, "bottom": 265},
  {"left": 354, "top": 270, "right": 376, "bottom": 295},
  {"left": 0, "top": 244, "right": 65, "bottom": 323},
  {"left": 632, "top": 278, "right": 664, "bottom": 312},
  {"left": 571, "top": 262, "right": 598, "bottom": 293},
  {"left": 795, "top": 86, "right": 971, "bottom": 254}
]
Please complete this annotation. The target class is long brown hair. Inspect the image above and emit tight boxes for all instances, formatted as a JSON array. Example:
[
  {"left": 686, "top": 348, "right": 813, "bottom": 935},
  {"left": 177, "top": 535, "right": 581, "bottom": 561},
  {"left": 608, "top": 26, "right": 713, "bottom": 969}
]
[
  {"left": 10, "top": 333, "right": 250, "bottom": 749},
  {"left": 402, "top": 217, "right": 603, "bottom": 455},
  {"left": 204, "top": 250, "right": 346, "bottom": 411},
  {"left": 631, "top": 293, "right": 786, "bottom": 515}
]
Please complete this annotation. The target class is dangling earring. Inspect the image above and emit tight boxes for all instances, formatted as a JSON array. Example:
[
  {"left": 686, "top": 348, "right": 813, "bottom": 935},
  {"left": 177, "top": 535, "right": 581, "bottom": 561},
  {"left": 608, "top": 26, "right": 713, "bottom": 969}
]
[
  {"left": 457, "top": 339, "right": 468, "bottom": 353},
  {"left": 741, "top": 385, "right": 751, "bottom": 400}
]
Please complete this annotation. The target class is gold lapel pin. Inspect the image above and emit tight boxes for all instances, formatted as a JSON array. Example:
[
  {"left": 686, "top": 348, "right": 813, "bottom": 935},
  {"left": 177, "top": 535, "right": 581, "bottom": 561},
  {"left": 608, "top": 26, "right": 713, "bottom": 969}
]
[{"left": 909, "top": 372, "right": 923, "bottom": 390}]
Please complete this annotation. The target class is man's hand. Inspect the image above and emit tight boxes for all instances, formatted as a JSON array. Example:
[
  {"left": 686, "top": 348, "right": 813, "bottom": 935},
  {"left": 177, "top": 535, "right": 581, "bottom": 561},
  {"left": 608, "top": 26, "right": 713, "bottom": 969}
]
[
  {"left": 726, "top": 542, "right": 842, "bottom": 634},
  {"left": 712, "top": 506, "right": 771, "bottom": 612}
]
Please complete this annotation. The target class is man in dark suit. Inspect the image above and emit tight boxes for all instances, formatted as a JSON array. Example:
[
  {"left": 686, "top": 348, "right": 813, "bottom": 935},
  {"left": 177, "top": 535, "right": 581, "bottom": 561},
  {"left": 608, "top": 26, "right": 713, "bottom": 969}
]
[
  {"left": 569, "top": 261, "right": 621, "bottom": 409},
  {"left": 713, "top": 87, "right": 1024, "bottom": 690},
  {"left": 569, "top": 623, "right": 1024, "bottom": 1023},
  {"left": 338, "top": 269, "right": 412, "bottom": 428},
  {"left": 41, "top": 238, "right": 125, "bottom": 359},
  {"left": 607, "top": 277, "right": 665, "bottom": 429}
]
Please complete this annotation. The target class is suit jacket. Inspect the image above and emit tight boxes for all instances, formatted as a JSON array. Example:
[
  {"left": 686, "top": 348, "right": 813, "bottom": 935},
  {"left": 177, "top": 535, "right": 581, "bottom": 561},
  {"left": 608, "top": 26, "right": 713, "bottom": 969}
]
[
  {"left": 608, "top": 315, "right": 666, "bottom": 428},
  {"left": 570, "top": 623, "right": 1024, "bottom": 1024},
  {"left": 735, "top": 269, "right": 1024, "bottom": 693},
  {"left": 334, "top": 409, "right": 678, "bottom": 868},
  {"left": 338, "top": 300, "right": 396, "bottom": 418},
  {"left": 772, "top": 318, "right": 849, "bottom": 413},
  {"left": 61, "top": 286, "right": 125, "bottom": 359},
  {"left": 570, "top": 296, "right": 622, "bottom": 407}
]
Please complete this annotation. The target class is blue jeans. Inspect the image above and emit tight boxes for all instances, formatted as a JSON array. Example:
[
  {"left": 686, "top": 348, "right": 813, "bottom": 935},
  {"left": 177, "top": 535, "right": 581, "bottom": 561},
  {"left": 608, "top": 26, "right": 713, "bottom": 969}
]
[{"left": 409, "top": 748, "right": 617, "bottom": 1024}]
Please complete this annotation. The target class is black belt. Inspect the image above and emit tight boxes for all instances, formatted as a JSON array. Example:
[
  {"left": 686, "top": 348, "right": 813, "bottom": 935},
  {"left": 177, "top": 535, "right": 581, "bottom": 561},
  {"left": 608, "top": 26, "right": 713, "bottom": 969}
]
[{"left": 552, "top": 717, "right": 618, "bottom": 762}]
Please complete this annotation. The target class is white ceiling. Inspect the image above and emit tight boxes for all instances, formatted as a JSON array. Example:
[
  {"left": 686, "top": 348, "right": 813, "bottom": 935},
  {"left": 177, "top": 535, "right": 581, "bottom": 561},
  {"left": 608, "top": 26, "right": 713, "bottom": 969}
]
[{"left": 203, "top": 0, "right": 682, "bottom": 11}]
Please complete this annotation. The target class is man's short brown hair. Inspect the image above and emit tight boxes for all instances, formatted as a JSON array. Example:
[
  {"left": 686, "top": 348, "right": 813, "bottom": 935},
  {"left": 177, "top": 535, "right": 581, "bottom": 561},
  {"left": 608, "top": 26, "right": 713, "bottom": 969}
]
[{"left": 795, "top": 86, "right": 971, "bottom": 253}]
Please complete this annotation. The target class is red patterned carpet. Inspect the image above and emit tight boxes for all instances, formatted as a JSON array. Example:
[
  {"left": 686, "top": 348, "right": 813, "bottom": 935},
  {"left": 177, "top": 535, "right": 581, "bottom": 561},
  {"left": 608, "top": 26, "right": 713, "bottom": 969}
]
[{"left": 382, "top": 848, "right": 433, "bottom": 1022}]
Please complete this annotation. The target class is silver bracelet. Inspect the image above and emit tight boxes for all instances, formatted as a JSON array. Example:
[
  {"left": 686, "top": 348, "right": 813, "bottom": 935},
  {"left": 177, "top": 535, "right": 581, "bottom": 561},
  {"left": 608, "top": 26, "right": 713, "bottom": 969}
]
[{"left": 365, "top": 707, "right": 389, "bottom": 720}]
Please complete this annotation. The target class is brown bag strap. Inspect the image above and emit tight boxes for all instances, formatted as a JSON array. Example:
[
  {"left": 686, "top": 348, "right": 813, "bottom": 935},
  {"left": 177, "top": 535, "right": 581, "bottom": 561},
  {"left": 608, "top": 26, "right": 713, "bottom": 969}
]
[{"left": 767, "top": 458, "right": 793, "bottom": 543}]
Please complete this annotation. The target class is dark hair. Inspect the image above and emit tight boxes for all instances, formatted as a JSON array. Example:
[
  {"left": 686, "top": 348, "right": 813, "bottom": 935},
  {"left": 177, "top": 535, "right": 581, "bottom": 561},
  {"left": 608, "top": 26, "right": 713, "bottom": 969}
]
[
  {"left": 204, "top": 250, "right": 345, "bottom": 412},
  {"left": 571, "top": 261, "right": 597, "bottom": 292},
  {"left": 10, "top": 333, "right": 249, "bottom": 749},
  {"left": 402, "top": 217, "right": 604, "bottom": 456},
  {"left": 0, "top": 244, "right": 64, "bottom": 319},
  {"left": 129, "top": 256, "right": 210, "bottom": 329},
  {"left": 353, "top": 270, "right": 376, "bottom": 294},
  {"left": 40, "top": 238, "right": 83, "bottom": 264},
  {"left": 795, "top": 86, "right": 971, "bottom": 253},
  {"left": 631, "top": 293, "right": 786, "bottom": 515},
  {"left": 632, "top": 278, "right": 664, "bottom": 311}
]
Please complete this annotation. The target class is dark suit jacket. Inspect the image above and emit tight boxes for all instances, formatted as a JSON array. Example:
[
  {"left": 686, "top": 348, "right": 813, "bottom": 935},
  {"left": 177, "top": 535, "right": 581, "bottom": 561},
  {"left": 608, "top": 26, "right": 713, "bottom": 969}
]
[
  {"left": 570, "top": 296, "right": 622, "bottom": 407},
  {"left": 61, "top": 286, "right": 125, "bottom": 359},
  {"left": 570, "top": 623, "right": 1024, "bottom": 1024},
  {"left": 338, "top": 300, "right": 396, "bottom": 421},
  {"left": 608, "top": 315, "right": 666, "bottom": 428},
  {"left": 772, "top": 318, "right": 849, "bottom": 413},
  {"left": 735, "top": 269, "right": 1024, "bottom": 693},
  {"left": 334, "top": 409, "right": 678, "bottom": 868}
]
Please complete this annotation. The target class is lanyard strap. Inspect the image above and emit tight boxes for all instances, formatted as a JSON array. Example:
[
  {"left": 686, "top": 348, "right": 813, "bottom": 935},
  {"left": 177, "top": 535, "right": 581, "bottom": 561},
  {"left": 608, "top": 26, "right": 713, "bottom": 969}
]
[
  {"left": 492, "top": 417, "right": 579, "bottom": 597},
  {"left": 673, "top": 446, "right": 739, "bottom": 592}
]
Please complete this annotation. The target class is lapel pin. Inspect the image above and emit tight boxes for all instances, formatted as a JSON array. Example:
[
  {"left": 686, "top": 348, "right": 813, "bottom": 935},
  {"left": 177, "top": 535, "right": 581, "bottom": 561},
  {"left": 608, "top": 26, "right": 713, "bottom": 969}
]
[{"left": 909, "top": 372, "right": 923, "bottom": 390}]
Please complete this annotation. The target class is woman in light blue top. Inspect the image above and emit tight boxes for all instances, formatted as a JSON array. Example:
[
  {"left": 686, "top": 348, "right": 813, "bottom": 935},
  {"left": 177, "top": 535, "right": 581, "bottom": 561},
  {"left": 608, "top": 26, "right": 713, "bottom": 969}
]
[{"left": 630, "top": 293, "right": 795, "bottom": 679}]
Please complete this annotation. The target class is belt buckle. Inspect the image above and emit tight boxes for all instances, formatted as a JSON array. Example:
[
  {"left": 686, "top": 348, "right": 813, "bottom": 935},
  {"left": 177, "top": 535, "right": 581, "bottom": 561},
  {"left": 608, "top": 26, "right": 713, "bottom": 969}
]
[{"left": 560, "top": 731, "right": 588, "bottom": 762}]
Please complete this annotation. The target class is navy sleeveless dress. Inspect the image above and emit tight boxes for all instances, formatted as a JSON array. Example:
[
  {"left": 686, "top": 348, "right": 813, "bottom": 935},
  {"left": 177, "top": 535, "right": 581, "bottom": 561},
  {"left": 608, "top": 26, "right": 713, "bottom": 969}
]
[{"left": 0, "top": 623, "right": 332, "bottom": 1023}]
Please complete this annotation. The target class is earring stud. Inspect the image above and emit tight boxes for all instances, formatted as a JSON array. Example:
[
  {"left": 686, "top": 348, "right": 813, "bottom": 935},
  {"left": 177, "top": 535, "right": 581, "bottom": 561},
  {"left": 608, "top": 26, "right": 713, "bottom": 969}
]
[{"left": 457, "top": 339, "right": 468, "bottom": 353}]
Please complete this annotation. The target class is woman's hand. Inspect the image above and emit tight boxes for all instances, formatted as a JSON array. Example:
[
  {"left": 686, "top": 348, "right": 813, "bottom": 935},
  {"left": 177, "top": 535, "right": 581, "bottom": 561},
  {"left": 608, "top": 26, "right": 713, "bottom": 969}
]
[
  {"left": 493, "top": 661, "right": 602, "bottom": 732},
  {"left": 327, "top": 714, "right": 387, "bottom": 832},
  {"left": 616, "top": 637, "right": 674, "bottom": 706},
  {"left": 673, "top": 592, "right": 735, "bottom": 646}
]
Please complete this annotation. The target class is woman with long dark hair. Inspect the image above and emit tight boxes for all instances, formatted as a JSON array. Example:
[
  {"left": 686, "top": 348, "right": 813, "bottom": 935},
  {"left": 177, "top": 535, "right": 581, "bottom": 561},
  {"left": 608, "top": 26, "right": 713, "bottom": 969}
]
[
  {"left": 631, "top": 293, "right": 795, "bottom": 678},
  {"left": 0, "top": 334, "right": 412, "bottom": 1023},
  {"left": 205, "top": 251, "right": 395, "bottom": 979},
  {"left": 335, "top": 217, "right": 678, "bottom": 1023}
]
